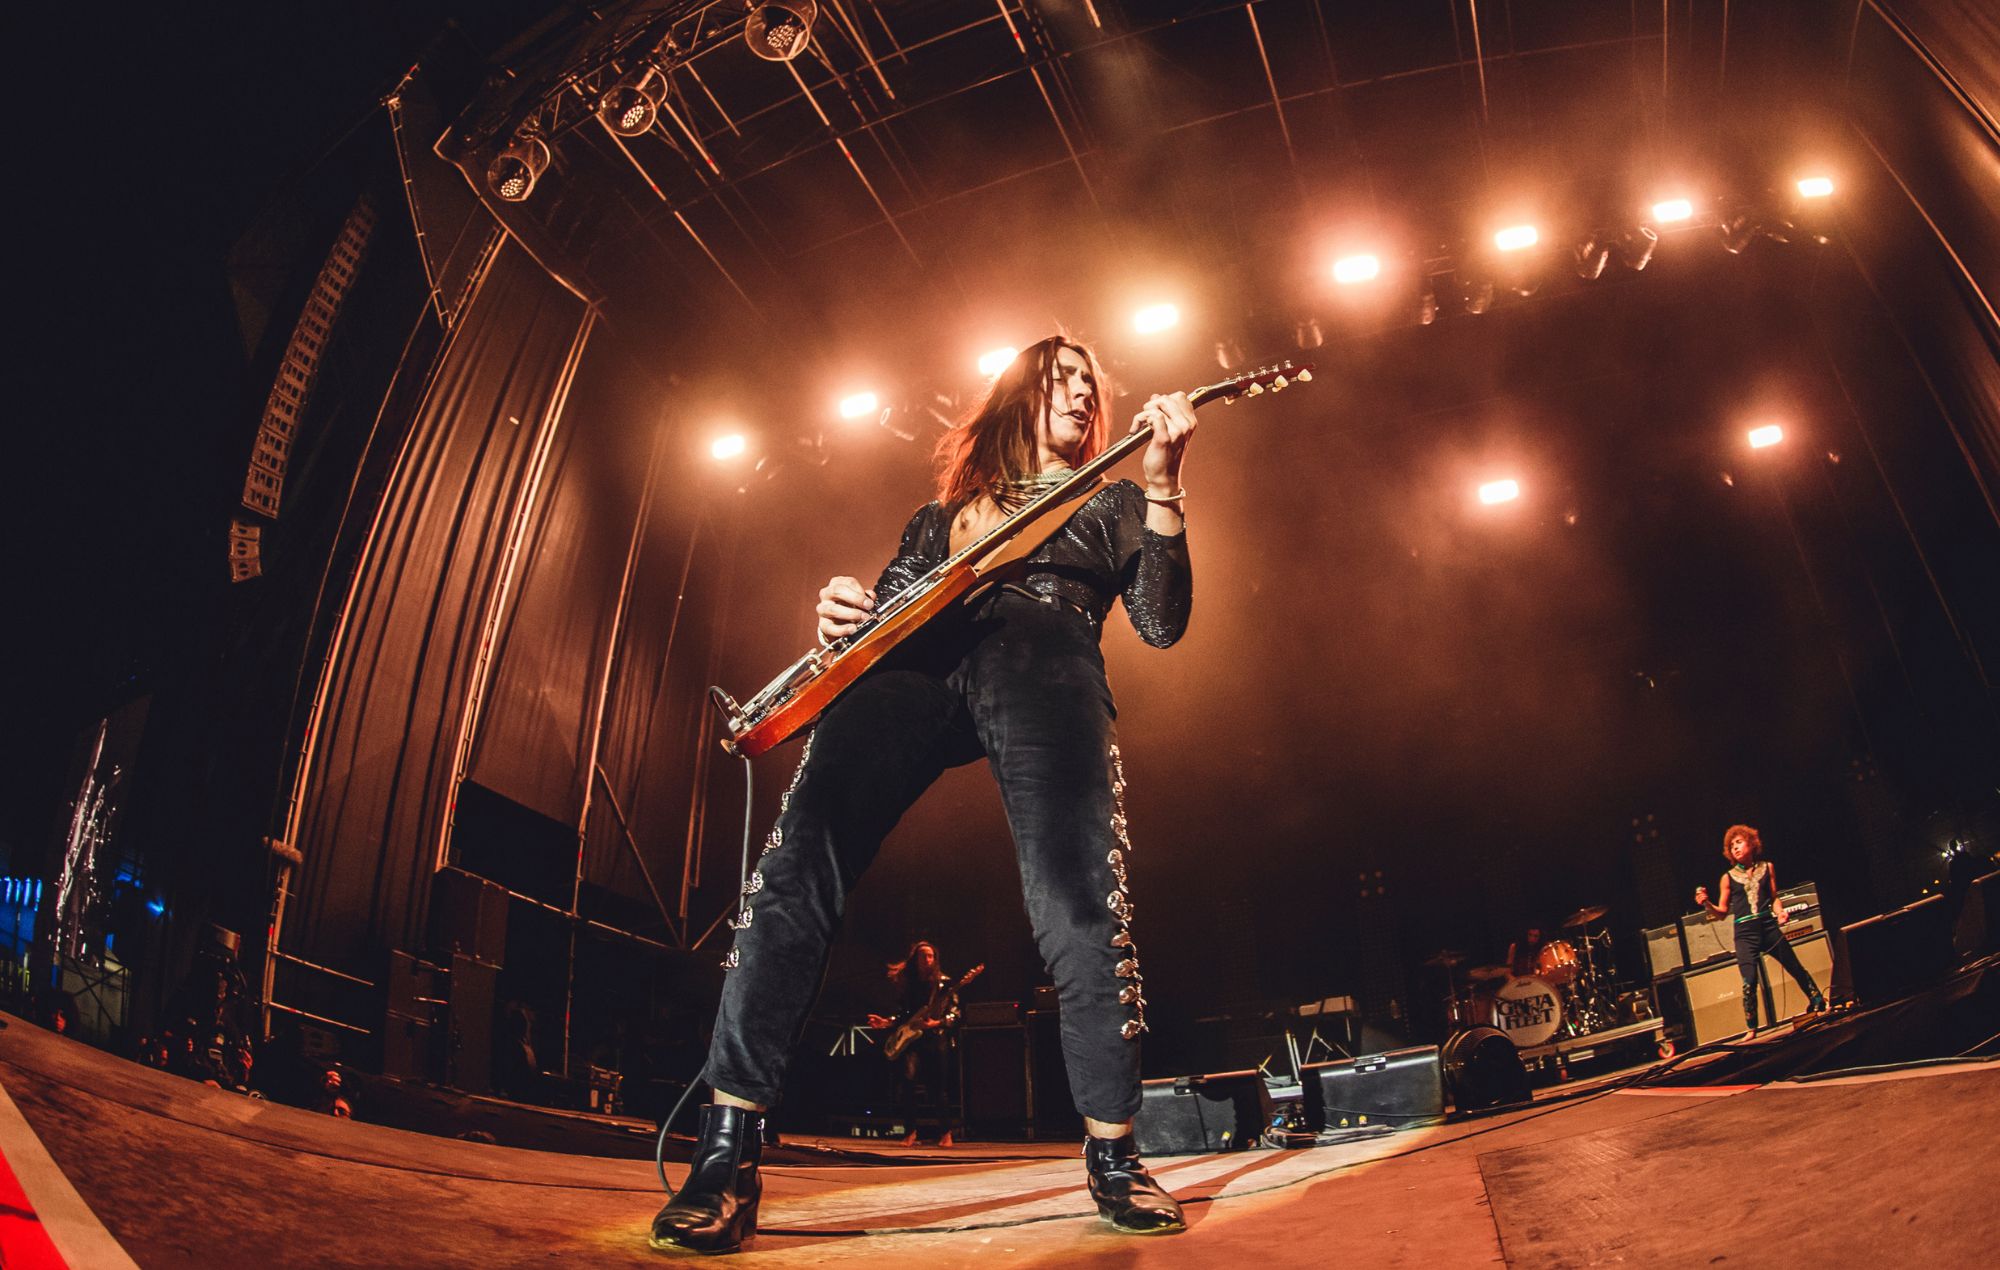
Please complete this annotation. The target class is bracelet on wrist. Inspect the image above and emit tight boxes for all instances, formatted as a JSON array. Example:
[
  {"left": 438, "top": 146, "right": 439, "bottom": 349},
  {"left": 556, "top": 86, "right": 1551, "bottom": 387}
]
[{"left": 1143, "top": 488, "right": 1187, "bottom": 505}]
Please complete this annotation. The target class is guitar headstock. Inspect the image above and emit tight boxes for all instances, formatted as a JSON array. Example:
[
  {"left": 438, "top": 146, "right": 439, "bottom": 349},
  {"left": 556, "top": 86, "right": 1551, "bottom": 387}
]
[{"left": 1189, "top": 360, "right": 1316, "bottom": 409}]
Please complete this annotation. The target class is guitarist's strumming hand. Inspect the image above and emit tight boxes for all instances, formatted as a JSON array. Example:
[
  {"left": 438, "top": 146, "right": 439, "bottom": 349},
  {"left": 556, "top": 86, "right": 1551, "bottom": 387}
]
[
  {"left": 817, "top": 576, "right": 876, "bottom": 644},
  {"left": 1134, "top": 391, "right": 1197, "bottom": 536}
]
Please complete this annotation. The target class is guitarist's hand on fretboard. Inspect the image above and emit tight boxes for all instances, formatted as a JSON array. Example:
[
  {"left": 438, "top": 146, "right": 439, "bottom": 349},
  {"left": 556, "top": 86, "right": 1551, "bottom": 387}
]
[{"left": 817, "top": 576, "right": 876, "bottom": 644}]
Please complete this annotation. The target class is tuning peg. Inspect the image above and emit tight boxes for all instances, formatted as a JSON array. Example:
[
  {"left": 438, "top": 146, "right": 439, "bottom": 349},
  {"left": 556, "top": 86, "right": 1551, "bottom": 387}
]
[
  {"left": 1272, "top": 376, "right": 1288, "bottom": 390},
  {"left": 1245, "top": 382, "right": 1265, "bottom": 395},
  {"left": 1296, "top": 368, "right": 1313, "bottom": 382}
]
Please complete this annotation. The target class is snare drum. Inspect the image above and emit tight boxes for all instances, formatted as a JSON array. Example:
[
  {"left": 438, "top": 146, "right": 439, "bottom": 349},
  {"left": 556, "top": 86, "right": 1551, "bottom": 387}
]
[
  {"left": 1534, "top": 939, "right": 1582, "bottom": 986},
  {"left": 1490, "top": 974, "right": 1564, "bottom": 1047}
]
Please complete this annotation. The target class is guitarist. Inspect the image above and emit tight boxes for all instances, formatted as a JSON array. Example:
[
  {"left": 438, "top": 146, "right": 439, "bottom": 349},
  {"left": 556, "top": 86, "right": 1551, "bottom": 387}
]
[
  {"left": 868, "top": 940, "right": 962, "bottom": 1147},
  {"left": 654, "top": 335, "right": 1198, "bottom": 1253}
]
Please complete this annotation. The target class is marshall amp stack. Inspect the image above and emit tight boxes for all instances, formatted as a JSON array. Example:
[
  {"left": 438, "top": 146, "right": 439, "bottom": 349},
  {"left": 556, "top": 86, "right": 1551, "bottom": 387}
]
[{"left": 1650, "top": 880, "right": 1834, "bottom": 1046}]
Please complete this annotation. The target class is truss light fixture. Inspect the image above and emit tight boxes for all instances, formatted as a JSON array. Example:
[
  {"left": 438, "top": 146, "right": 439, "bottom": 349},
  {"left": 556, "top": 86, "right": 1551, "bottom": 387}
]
[
  {"left": 746, "top": 1, "right": 817, "bottom": 62},
  {"left": 977, "top": 347, "right": 1019, "bottom": 377},
  {"left": 1574, "top": 235, "right": 1612, "bottom": 280},
  {"left": 710, "top": 433, "right": 748, "bottom": 460},
  {"left": 1494, "top": 224, "right": 1539, "bottom": 252},
  {"left": 598, "top": 69, "right": 663, "bottom": 137},
  {"left": 1796, "top": 176, "right": 1835, "bottom": 199},
  {"left": 486, "top": 133, "right": 550, "bottom": 203},
  {"left": 1132, "top": 302, "right": 1180, "bottom": 335},
  {"left": 1651, "top": 197, "right": 1694, "bottom": 224},
  {"left": 1333, "top": 253, "right": 1382, "bottom": 285},
  {"left": 1748, "top": 424, "right": 1784, "bottom": 449},
  {"left": 1616, "top": 225, "right": 1659, "bottom": 271},
  {"left": 1478, "top": 478, "right": 1522, "bottom": 505},
  {"left": 837, "top": 390, "right": 879, "bottom": 420}
]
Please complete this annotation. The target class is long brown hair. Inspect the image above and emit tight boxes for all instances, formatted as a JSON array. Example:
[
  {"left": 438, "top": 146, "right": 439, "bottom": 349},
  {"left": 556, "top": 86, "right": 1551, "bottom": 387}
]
[{"left": 933, "top": 335, "right": 1110, "bottom": 509}]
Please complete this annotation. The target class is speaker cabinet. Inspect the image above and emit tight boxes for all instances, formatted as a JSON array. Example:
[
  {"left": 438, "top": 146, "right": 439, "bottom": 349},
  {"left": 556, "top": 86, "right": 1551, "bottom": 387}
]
[
  {"left": 1134, "top": 1070, "right": 1271, "bottom": 1155},
  {"left": 1665, "top": 931, "right": 1832, "bottom": 1045},
  {"left": 430, "top": 869, "right": 508, "bottom": 967},
  {"left": 958, "top": 1025, "right": 1029, "bottom": 1136},
  {"left": 446, "top": 953, "right": 497, "bottom": 1095},
  {"left": 1303, "top": 1046, "right": 1445, "bottom": 1130}
]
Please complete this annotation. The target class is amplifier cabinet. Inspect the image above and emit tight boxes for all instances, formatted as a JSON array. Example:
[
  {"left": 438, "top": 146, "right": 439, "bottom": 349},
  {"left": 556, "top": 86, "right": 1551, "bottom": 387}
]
[
  {"left": 1681, "top": 880, "right": 1823, "bottom": 968},
  {"left": 958, "top": 1025, "right": 1029, "bottom": 1135},
  {"left": 1663, "top": 931, "right": 1833, "bottom": 1045},
  {"left": 1133, "top": 1070, "right": 1271, "bottom": 1155},
  {"left": 1644, "top": 922, "right": 1686, "bottom": 979},
  {"left": 1303, "top": 1046, "right": 1445, "bottom": 1130}
]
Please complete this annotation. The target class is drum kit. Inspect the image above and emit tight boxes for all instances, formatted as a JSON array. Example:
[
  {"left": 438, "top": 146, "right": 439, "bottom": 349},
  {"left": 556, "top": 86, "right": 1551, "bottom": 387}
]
[{"left": 1428, "top": 903, "right": 1623, "bottom": 1048}]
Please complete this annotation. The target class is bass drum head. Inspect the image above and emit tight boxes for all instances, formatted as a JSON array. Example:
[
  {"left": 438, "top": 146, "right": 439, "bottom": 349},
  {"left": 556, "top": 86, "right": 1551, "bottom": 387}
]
[{"left": 1490, "top": 974, "right": 1564, "bottom": 1047}]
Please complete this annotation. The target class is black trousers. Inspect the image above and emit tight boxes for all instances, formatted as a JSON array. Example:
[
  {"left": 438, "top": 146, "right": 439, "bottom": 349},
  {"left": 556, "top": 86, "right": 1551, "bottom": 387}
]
[
  {"left": 706, "top": 590, "right": 1149, "bottom": 1122},
  {"left": 1734, "top": 914, "right": 1822, "bottom": 1024}
]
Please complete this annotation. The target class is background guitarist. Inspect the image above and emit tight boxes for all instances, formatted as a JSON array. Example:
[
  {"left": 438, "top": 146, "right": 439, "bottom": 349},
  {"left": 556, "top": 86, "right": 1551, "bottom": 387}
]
[
  {"left": 868, "top": 940, "right": 964, "bottom": 1147},
  {"left": 652, "top": 334, "right": 1199, "bottom": 1253}
]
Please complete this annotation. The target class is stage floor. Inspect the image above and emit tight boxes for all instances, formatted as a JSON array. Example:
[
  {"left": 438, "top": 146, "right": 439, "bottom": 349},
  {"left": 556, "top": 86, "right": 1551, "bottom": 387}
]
[{"left": 2, "top": 1013, "right": 1995, "bottom": 1267}]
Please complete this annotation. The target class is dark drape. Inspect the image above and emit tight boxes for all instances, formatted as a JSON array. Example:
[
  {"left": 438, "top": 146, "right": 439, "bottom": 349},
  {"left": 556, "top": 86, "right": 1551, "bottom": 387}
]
[
  {"left": 1843, "top": 0, "right": 2000, "bottom": 518},
  {"left": 462, "top": 340, "right": 656, "bottom": 838},
  {"left": 289, "top": 240, "right": 590, "bottom": 970}
]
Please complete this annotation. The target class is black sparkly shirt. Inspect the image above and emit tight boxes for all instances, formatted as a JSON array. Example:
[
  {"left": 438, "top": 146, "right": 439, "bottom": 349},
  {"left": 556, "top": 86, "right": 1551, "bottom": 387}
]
[{"left": 874, "top": 479, "right": 1192, "bottom": 648}]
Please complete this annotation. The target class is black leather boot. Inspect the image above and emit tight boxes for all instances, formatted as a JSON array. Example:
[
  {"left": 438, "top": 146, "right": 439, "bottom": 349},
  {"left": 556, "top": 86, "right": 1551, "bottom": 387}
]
[
  {"left": 649, "top": 1104, "right": 763, "bottom": 1255},
  {"left": 1084, "top": 1134, "right": 1186, "bottom": 1235},
  {"left": 1741, "top": 984, "right": 1760, "bottom": 1035}
]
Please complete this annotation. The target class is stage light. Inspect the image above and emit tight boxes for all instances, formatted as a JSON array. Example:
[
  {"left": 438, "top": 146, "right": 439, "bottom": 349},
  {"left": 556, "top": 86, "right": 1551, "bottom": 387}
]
[
  {"left": 977, "top": 347, "right": 1018, "bottom": 377},
  {"left": 1464, "top": 279, "right": 1495, "bottom": 316},
  {"left": 1295, "top": 318, "right": 1324, "bottom": 350},
  {"left": 1417, "top": 284, "right": 1439, "bottom": 326},
  {"left": 1213, "top": 339, "right": 1244, "bottom": 371},
  {"left": 486, "top": 133, "right": 551, "bottom": 203},
  {"left": 1718, "top": 212, "right": 1757, "bottom": 255},
  {"left": 1494, "top": 224, "right": 1539, "bottom": 252},
  {"left": 598, "top": 69, "right": 662, "bottom": 137},
  {"left": 710, "top": 433, "right": 747, "bottom": 460},
  {"left": 746, "top": 1, "right": 817, "bottom": 62},
  {"left": 1478, "top": 479, "right": 1521, "bottom": 505},
  {"left": 1651, "top": 198, "right": 1694, "bottom": 224},
  {"left": 837, "top": 391, "right": 879, "bottom": 420},
  {"left": 1573, "top": 235, "right": 1611, "bottom": 280},
  {"left": 1748, "top": 424, "right": 1784, "bottom": 449},
  {"left": 1132, "top": 302, "right": 1180, "bottom": 334},
  {"left": 1797, "top": 176, "right": 1834, "bottom": 199},
  {"left": 1333, "top": 254, "right": 1382, "bottom": 285},
  {"left": 1616, "top": 226, "right": 1659, "bottom": 271}
]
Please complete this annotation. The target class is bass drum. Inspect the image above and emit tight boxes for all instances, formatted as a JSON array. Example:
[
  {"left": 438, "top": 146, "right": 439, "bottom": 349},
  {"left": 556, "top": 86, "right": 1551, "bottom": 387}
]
[{"left": 1489, "top": 974, "right": 1564, "bottom": 1048}]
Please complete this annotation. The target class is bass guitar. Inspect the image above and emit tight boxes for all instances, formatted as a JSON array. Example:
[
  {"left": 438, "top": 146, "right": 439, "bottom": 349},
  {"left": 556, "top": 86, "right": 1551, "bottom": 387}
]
[
  {"left": 883, "top": 963, "right": 985, "bottom": 1060},
  {"left": 711, "top": 361, "right": 1313, "bottom": 757}
]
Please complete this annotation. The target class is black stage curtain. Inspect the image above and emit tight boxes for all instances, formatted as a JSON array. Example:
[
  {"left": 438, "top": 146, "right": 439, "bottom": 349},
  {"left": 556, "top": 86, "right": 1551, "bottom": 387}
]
[
  {"left": 1845, "top": 1, "right": 2000, "bottom": 516},
  {"left": 462, "top": 340, "right": 655, "bottom": 850},
  {"left": 288, "top": 241, "right": 590, "bottom": 970}
]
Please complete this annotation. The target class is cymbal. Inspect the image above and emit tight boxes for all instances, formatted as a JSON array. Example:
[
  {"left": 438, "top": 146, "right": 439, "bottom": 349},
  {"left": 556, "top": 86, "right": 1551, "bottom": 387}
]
[
  {"left": 1421, "top": 949, "right": 1467, "bottom": 969},
  {"left": 1467, "top": 964, "right": 1510, "bottom": 983},
  {"left": 1561, "top": 904, "right": 1609, "bottom": 928}
]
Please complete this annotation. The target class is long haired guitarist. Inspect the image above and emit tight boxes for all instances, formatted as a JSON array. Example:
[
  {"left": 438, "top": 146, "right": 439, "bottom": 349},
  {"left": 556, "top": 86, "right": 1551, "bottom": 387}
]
[
  {"left": 653, "top": 335, "right": 1197, "bottom": 1253},
  {"left": 868, "top": 940, "right": 970, "bottom": 1147}
]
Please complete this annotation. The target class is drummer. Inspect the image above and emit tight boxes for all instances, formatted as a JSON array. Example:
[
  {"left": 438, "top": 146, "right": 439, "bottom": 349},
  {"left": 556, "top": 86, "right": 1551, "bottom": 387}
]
[{"left": 1506, "top": 926, "right": 1549, "bottom": 979}]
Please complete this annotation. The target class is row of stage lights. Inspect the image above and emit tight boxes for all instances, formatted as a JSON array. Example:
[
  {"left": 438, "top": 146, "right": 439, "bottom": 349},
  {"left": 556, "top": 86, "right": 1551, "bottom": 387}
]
[
  {"left": 702, "top": 176, "right": 1835, "bottom": 467},
  {"left": 1474, "top": 422, "right": 1786, "bottom": 510}
]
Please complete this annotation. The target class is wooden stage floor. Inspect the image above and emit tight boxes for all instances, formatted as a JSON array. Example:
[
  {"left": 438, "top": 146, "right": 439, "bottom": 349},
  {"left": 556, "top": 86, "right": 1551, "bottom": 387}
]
[{"left": 2, "top": 1012, "right": 1994, "bottom": 1267}]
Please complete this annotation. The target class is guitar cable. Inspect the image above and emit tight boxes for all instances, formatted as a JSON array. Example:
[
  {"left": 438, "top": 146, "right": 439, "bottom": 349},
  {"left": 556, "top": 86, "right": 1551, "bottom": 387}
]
[{"left": 652, "top": 745, "right": 758, "bottom": 1199}]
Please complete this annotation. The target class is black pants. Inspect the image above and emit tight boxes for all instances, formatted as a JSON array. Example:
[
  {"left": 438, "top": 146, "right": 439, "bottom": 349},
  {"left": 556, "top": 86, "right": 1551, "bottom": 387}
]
[
  {"left": 706, "top": 590, "right": 1148, "bottom": 1122},
  {"left": 1734, "top": 914, "right": 1822, "bottom": 1026}
]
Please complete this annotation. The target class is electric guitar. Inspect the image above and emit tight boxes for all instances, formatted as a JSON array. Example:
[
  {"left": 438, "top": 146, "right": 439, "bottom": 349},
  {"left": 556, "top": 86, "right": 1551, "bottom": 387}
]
[
  {"left": 883, "top": 963, "right": 985, "bottom": 1060},
  {"left": 711, "top": 361, "right": 1314, "bottom": 757}
]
